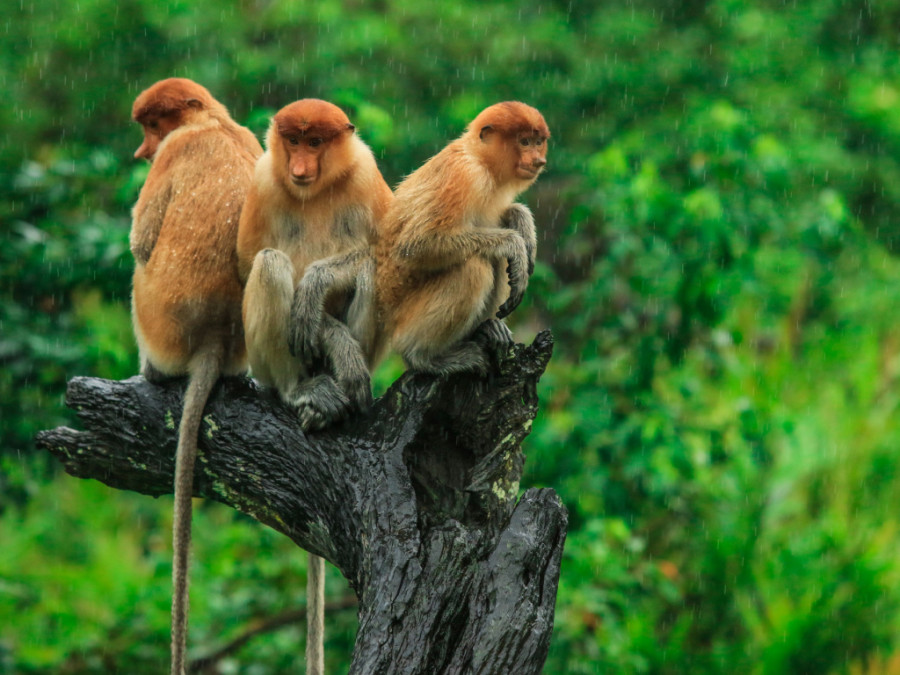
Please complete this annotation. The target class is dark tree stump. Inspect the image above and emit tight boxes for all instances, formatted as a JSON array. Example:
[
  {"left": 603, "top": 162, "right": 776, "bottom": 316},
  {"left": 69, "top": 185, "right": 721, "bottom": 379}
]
[{"left": 35, "top": 331, "right": 567, "bottom": 675}]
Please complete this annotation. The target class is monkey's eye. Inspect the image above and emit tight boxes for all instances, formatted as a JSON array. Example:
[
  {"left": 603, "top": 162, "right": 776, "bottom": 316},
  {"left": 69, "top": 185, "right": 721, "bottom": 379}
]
[
  {"left": 148, "top": 121, "right": 160, "bottom": 130},
  {"left": 286, "top": 136, "right": 300, "bottom": 146},
  {"left": 519, "top": 137, "right": 531, "bottom": 147},
  {"left": 308, "top": 137, "right": 324, "bottom": 148}
]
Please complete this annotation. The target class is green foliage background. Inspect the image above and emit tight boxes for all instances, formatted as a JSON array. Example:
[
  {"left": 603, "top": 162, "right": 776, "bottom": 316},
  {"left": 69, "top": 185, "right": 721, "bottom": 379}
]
[{"left": 3, "top": 0, "right": 900, "bottom": 672}]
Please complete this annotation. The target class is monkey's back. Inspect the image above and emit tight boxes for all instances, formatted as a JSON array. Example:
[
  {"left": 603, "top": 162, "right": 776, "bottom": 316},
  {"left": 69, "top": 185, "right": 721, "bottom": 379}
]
[{"left": 133, "top": 123, "right": 262, "bottom": 375}]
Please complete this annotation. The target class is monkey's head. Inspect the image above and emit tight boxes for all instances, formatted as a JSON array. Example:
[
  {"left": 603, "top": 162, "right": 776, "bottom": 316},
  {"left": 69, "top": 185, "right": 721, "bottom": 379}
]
[
  {"left": 132, "top": 78, "right": 222, "bottom": 162},
  {"left": 467, "top": 102, "right": 550, "bottom": 185},
  {"left": 268, "top": 99, "right": 357, "bottom": 200}
]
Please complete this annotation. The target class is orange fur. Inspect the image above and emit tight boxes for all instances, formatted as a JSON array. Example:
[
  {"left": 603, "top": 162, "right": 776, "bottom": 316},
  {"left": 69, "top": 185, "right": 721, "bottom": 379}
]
[
  {"left": 237, "top": 98, "right": 392, "bottom": 675},
  {"left": 238, "top": 99, "right": 392, "bottom": 371},
  {"left": 376, "top": 101, "right": 549, "bottom": 373},
  {"left": 129, "top": 78, "right": 263, "bottom": 675},
  {"left": 132, "top": 78, "right": 262, "bottom": 374}
]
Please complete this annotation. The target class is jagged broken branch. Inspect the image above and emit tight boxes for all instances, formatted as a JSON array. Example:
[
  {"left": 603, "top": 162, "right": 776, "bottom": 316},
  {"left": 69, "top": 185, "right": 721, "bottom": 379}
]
[{"left": 36, "top": 330, "right": 567, "bottom": 675}]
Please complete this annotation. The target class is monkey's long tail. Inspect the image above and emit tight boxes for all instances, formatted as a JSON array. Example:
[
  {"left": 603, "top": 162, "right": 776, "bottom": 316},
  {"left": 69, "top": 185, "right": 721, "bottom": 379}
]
[
  {"left": 306, "top": 552, "right": 326, "bottom": 675},
  {"left": 171, "top": 347, "right": 222, "bottom": 675}
]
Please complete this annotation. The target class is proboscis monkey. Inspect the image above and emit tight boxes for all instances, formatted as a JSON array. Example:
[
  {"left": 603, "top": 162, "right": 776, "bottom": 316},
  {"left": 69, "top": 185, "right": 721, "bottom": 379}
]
[
  {"left": 236, "top": 98, "right": 392, "bottom": 674},
  {"left": 130, "top": 77, "right": 262, "bottom": 675},
  {"left": 376, "top": 101, "right": 549, "bottom": 375}
]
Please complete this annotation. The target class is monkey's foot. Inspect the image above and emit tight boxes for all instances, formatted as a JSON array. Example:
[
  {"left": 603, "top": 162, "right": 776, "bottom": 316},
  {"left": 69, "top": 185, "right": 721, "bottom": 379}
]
[
  {"left": 141, "top": 360, "right": 179, "bottom": 384},
  {"left": 288, "top": 316, "right": 323, "bottom": 367},
  {"left": 405, "top": 341, "right": 489, "bottom": 377},
  {"left": 471, "top": 319, "right": 514, "bottom": 349},
  {"left": 290, "top": 375, "right": 352, "bottom": 431}
]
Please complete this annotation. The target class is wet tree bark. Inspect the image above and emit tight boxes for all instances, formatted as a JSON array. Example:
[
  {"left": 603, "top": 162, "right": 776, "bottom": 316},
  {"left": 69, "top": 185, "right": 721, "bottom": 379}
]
[{"left": 35, "top": 331, "right": 567, "bottom": 675}]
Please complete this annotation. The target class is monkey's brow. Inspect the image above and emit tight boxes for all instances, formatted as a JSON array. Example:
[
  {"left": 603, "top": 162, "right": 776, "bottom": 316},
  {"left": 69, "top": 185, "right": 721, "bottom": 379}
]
[{"left": 278, "top": 123, "right": 343, "bottom": 140}]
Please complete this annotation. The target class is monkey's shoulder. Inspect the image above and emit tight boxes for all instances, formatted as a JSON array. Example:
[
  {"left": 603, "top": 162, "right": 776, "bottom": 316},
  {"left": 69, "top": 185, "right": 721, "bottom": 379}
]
[{"left": 159, "top": 123, "right": 257, "bottom": 174}]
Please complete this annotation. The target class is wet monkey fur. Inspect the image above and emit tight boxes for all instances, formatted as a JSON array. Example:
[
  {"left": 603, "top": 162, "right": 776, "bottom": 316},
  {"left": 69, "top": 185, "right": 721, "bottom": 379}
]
[
  {"left": 237, "top": 99, "right": 392, "bottom": 429},
  {"left": 129, "top": 78, "right": 262, "bottom": 674},
  {"left": 237, "top": 99, "right": 392, "bottom": 675},
  {"left": 376, "top": 101, "right": 549, "bottom": 375}
]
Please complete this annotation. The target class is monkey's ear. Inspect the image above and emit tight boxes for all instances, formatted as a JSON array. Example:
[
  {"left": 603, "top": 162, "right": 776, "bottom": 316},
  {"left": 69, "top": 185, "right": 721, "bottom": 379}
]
[
  {"left": 346, "top": 123, "right": 356, "bottom": 133},
  {"left": 479, "top": 125, "right": 494, "bottom": 141},
  {"left": 185, "top": 98, "right": 203, "bottom": 109}
]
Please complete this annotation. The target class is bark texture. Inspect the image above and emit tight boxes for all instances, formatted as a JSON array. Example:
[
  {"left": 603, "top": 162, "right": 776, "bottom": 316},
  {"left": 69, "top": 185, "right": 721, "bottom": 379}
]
[{"left": 36, "top": 330, "right": 567, "bottom": 675}]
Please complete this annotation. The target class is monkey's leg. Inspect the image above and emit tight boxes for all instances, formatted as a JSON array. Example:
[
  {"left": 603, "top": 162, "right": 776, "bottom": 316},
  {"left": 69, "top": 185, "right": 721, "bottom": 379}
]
[
  {"left": 243, "top": 249, "right": 305, "bottom": 395},
  {"left": 394, "top": 260, "right": 498, "bottom": 376},
  {"left": 320, "top": 314, "right": 373, "bottom": 411},
  {"left": 132, "top": 292, "right": 183, "bottom": 384},
  {"left": 403, "top": 341, "right": 490, "bottom": 376},
  {"left": 291, "top": 374, "right": 352, "bottom": 431},
  {"left": 142, "top": 360, "right": 178, "bottom": 384}
]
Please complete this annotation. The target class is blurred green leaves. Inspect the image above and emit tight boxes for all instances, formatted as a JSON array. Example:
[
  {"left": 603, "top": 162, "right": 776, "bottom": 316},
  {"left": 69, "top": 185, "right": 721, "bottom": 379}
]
[{"left": 5, "top": 0, "right": 900, "bottom": 672}]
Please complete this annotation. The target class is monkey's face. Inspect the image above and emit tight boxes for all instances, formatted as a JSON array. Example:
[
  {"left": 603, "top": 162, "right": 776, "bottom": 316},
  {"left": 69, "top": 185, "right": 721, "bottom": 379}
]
[
  {"left": 270, "top": 100, "right": 357, "bottom": 199},
  {"left": 134, "top": 115, "right": 184, "bottom": 162},
  {"left": 514, "top": 135, "right": 548, "bottom": 182},
  {"left": 278, "top": 131, "right": 357, "bottom": 200},
  {"left": 281, "top": 134, "right": 329, "bottom": 190},
  {"left": 470, "top": 101, "right": 550, "bottom": 185}
]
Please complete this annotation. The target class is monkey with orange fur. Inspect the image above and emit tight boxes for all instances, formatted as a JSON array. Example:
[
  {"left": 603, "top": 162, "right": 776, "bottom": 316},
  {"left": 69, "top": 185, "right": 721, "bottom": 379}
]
[
  {"left": 237, "top": 100, "right": 392, "bottom": 675},
  {"left": 376, "top": 101, "right": 548, "bottom": 375},
  {"left": 130, "top": 78, "right": 262, "bottom": 675},
  {"left": 238, "top": 99, "right": 392, "bottom": 430}
]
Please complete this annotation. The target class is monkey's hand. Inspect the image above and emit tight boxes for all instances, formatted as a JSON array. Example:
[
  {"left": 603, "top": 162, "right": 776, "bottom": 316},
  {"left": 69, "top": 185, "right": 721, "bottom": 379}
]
[
  {"left": 501, "top": 203, "right": 537, "bottom": 277},
  {"left": 289, "top": 312, "right": 323, "bottom": 368},
  {"left": 497, "top": 234, "right": 529, "bottom": 319}
]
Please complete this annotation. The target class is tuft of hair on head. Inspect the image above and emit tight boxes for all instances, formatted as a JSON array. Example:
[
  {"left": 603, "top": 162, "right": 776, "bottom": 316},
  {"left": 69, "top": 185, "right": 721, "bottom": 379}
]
[
  {"left": 272, "top": 99, "right": 356, "bottom": 142},
  {"left": 468, "top": 101, "right": 550, "bottom": 142},
  {"left": 132, "top": 78, "right": 218, "bottom": 124}
]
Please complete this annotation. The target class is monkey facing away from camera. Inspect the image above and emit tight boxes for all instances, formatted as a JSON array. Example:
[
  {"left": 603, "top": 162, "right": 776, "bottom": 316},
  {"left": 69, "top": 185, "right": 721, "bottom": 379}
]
[
  {"left": 375, "top": 101, "right": 549, "bottom": 375},
  {"left": 237, "top": 99, "right": 392, "bottom": 675},
  {"left": 130, "top": 77, "right": 262, "bottom": 675}
]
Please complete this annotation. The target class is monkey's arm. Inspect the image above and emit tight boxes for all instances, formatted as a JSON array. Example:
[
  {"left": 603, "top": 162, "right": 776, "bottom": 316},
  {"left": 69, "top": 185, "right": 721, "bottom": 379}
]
[
  {"left": 130, "top": 180, "right": 172, "bottom": 264},
  {"left": 397, "top": 227, "right": 530, "bottom": 319},
  {"left": 496, "top": 204, "right": 537, "bottom": 317},
  {"left": 501, "top": 204, "right": 537, "bottom": 276},
  {"left": 396, "top": 227, "right": 528, "bottom": 273},
  {"left": 289, "top": 247, "right": 370, "bottom": 365}
]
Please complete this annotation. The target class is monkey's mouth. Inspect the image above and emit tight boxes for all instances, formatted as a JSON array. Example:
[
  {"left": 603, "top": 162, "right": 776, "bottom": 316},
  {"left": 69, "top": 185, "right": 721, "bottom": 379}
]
[
  {"left": 291, "top": 176, "right": 317, "bottom": 186},
  {"left": 516, "top": 166, "right": 542, "bottom": 179}
]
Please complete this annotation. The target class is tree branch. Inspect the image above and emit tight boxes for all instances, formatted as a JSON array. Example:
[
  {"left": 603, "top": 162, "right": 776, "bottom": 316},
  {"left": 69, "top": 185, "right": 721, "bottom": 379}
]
[
  {"left": 36, "top": 330, "right": 567, "bottom": 674},
  {"left": 188, "top": 596, "right": 358, "bottom": 674}
]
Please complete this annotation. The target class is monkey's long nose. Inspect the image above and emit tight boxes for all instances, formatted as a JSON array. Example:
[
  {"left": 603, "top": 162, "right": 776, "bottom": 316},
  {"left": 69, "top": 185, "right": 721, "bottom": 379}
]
[
  {"left": 533, "top": 156, "right": 547, "bottom": 169},
  {"left": 291, "top": 164, "right": 315, "bottom": 184}
]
